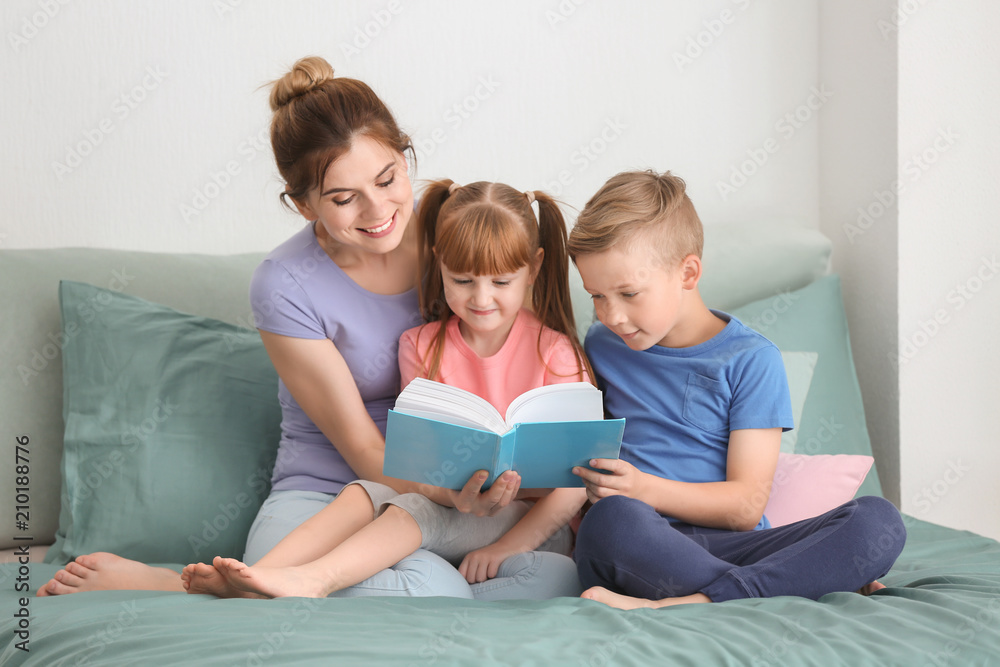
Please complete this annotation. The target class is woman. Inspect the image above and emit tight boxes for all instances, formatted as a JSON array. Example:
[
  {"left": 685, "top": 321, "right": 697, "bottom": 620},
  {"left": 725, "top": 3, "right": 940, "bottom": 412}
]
[{"left": 38, "top": 56, "right": 580, "bottom": 600}]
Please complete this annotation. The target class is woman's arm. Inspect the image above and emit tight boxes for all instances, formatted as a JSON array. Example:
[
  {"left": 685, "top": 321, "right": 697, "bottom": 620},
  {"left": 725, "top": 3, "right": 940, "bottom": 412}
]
[
  {"left": 458, "top": 487, "right": 587, "bottom": 583},
  {"left": 260, "top": 330, "right": 390, "bottom": 483},
  {"left": 573, "top": 427, "right": 781, "bottom": 531},
  {"left": 259, "top": 330, "right": 518, "bottom": 513}
]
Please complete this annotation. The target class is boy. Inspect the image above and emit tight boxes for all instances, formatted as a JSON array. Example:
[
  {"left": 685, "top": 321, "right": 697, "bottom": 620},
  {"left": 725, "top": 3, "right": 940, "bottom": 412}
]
[{"left": 568, "top": 170, "right": 905, "bottom": 609}]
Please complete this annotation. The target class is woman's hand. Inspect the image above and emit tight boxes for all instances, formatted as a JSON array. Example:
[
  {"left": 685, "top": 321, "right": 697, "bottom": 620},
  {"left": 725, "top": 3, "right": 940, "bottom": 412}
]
[
  {"left": 573, "top": 458, "right": 647, "bottom": 504},
  {"left": 446, "top": 470, "right": 521, "bottom": 517},
  {"left": 458, "top": 542, "right": 519, "bottom": 583}
]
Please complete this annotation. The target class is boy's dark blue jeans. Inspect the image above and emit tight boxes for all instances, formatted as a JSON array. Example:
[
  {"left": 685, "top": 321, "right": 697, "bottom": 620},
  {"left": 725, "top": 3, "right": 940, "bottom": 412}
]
[{"left": 574, "top": 495, "right": 906, "bottom": 602}]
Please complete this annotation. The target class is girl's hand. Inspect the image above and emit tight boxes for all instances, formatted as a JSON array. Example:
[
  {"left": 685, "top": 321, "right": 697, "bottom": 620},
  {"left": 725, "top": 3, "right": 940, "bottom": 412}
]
[
  {"left": 448, "top": 470, "right": 521, "bottom": 517},
  {"left": 573, "top": 458, "right": 646, "bottom": 504},
  {"left": 459, "top": 543, "right": 519, "bottom": 583}
]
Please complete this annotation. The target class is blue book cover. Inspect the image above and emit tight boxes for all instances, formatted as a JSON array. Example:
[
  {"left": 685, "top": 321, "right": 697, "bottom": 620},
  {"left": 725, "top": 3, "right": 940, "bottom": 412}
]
[{"left": 383, "top": 379, "right": 624, "bottom": 490}]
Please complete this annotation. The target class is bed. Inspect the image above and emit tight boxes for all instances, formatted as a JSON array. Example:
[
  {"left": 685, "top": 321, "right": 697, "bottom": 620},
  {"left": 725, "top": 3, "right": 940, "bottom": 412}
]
[{"left": 2, "top": 224, "right": 999, "bottom": 665}]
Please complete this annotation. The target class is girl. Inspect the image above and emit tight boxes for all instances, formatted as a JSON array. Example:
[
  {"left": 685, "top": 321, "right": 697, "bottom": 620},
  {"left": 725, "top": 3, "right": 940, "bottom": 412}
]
[{"left": 182, "top": 179, "right": 592, "bottom": 598}]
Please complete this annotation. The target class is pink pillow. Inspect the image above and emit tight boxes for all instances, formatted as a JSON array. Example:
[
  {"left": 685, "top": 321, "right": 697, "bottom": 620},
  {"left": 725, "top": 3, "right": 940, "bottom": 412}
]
[{"left": 763, "top": 453, "right": 874, "bottom": 527}]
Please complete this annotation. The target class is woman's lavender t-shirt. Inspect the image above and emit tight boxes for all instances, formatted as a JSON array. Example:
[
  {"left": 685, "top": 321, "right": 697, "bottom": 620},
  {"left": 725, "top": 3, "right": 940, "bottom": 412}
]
[{"left": 249, "top": 222, "right": 421, "bottom": 494}]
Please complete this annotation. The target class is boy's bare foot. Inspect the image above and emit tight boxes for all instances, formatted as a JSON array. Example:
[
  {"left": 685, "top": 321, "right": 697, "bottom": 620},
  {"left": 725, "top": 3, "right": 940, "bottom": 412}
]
[
  {"left": 215, "top": 556, "right": 332, "bottom": 599},
  {"left": 857, "top": 580, "right": 887, "bottom": 595},
  {"left": 581, "top": 586, "right": 711, "bottom": 610},
  {"left": 36, "top": 552, "right": 183, "bottom": 596}
]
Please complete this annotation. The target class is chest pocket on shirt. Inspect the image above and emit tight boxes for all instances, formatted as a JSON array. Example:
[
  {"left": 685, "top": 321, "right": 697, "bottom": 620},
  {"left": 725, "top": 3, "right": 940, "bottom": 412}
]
[{"left": 682, "top": 373, "right": 730, "bottom": 433}]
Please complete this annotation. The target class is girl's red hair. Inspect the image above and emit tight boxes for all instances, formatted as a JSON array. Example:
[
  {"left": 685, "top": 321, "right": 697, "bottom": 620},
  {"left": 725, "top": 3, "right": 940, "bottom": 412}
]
[{"left": 414, "top": 180, "right": 592, "bottom": 384}]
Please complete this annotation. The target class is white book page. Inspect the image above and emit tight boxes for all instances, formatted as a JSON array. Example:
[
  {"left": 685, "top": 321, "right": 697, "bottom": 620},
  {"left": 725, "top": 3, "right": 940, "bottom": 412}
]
[
  {"left": 504, "top": 382, "right": 604, "bottom": 426},
  {"left": 395, "top": 378, "right": 507, "bottom": 434},
  {"left": 392, "top": 408, "right": 494, "bottom": 431}
]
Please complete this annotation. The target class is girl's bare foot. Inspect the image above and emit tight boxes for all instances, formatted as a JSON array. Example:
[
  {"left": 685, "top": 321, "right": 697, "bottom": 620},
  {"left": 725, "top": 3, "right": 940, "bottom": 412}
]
[
  {"left": 36, "top": 552, "right": 183, "bottom": 596},
  {"left": 181, "top": 561, "right": 263, "bottom": 598},
  {"left": 581, "top": 586, "right": 711, "bottom": 610},
  {"left": 215, "top": 556, "right": 333, "bottom": 599},
  {"left": 857, "top": 580, "right": 887, "bottom": 595}
]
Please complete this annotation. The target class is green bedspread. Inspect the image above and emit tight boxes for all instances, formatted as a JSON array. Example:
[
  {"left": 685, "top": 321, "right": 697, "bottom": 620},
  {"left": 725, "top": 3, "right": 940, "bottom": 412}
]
[{"left": 2, "top": 515, "right": 999, "bottom": 666}]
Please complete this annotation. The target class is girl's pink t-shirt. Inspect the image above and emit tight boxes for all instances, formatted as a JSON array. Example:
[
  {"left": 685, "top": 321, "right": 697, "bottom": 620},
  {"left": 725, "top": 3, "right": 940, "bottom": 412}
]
[{"left": 398, "top": 309, "right": 587, "bottom": 415}]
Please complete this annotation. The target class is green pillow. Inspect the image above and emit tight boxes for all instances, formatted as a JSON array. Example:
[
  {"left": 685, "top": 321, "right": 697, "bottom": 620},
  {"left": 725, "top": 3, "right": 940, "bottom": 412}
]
[
  {"left": 46, "top": 281, "right": 281, "bottom": 566},
  {"left": 779, "top": 351, "right": 818, "bottom": 454},
  {"left": 731, "top": 275, "right": 882, "bottom": 497}
]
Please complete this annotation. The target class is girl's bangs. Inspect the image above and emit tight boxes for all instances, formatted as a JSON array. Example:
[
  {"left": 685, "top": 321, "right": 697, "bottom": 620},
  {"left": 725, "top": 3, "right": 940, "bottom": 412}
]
[{"left": 436, "top": 207, "right": 533, "bottom": 275}]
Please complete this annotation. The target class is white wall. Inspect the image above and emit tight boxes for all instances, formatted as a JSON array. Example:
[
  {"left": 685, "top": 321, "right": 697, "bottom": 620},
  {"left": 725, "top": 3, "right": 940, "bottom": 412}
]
[
  {"left": 2, "top": 0, "right": 819, "bottom": 253},
  {"left": 898, "top": 2, "right": 1000, "bottom": 540},
  {"left": 3, "top": 1, "right": 998, "bottom": 540},
  {"left": 818, "top": 0, "right": 900, "bottom": 504}
]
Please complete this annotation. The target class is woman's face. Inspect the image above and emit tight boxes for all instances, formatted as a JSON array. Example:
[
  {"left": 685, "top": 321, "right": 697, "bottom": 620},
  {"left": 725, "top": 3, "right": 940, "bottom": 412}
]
[{"left": 295, "top": 135, "right": 413, "bottom": 255}]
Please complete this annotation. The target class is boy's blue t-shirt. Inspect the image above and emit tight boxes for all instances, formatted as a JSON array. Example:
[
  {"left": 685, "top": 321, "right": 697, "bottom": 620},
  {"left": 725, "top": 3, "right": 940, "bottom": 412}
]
[{"left": 585, "top": 311, "right": 793, "bottom": 529}]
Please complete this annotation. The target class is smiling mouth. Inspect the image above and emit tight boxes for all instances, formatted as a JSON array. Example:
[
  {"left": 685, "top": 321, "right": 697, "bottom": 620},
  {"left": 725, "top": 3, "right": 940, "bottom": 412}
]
[{"left": 360, "top": 213, "right": 395, "bottom": 235}]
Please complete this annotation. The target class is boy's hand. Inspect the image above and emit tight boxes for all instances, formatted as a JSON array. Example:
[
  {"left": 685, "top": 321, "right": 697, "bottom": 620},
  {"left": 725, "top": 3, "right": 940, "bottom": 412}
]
[
  {"left": 573, "top": 458, "right": 646, "bottom": 504},
  {"left": 459, "top": 543, "right": 519, "bottom": 583}
]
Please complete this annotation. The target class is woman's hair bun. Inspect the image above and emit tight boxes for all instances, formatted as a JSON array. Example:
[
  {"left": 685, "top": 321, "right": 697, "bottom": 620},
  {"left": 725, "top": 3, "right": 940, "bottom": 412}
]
[{"left": 269, "top": 56, "right": 335, "bottom": 111}]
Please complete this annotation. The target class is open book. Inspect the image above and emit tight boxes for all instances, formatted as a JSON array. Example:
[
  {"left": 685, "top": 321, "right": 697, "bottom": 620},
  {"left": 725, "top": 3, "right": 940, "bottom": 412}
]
[{"left": 383, "top": 378, "right": 624, "bottom": 490}]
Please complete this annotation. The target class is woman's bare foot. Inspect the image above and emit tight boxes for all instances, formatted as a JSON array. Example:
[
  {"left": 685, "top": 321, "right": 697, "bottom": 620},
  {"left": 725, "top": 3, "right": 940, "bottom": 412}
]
[
  {"left": 581, "top": 586, "right": 711, "bottom": 610},
  {"left": 857, "top": 580, "right": 887, "bottom": 595},
  {"left": 215, "top": 556, "right": 333, "bottom": 599},
  {"left": 36, "top": 552, "right": 183, "bottom": 596}
]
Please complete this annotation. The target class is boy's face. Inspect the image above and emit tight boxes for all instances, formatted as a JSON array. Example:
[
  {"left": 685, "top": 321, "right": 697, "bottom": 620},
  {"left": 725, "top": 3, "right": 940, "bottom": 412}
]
[{"left": 575, "top": 244, "right": 693, "bottom": 350}]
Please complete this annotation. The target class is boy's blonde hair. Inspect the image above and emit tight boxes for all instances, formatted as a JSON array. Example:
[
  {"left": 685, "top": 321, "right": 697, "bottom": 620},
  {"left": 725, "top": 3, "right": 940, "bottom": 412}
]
[{"left": 567, "top": 170, "right": 703, "bottom": 267}]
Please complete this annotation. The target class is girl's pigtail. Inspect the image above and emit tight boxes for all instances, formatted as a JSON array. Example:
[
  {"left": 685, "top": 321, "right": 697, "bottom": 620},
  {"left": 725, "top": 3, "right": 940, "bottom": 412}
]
[
  {"left": 416, "top": 179, "right": 452, "bottom": 322},
  {"left": 532, "top": 192, "right": 594, "bottom": 383},
  {"left": 414, "top": 179, "right": 455, "bottom": 381}
]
